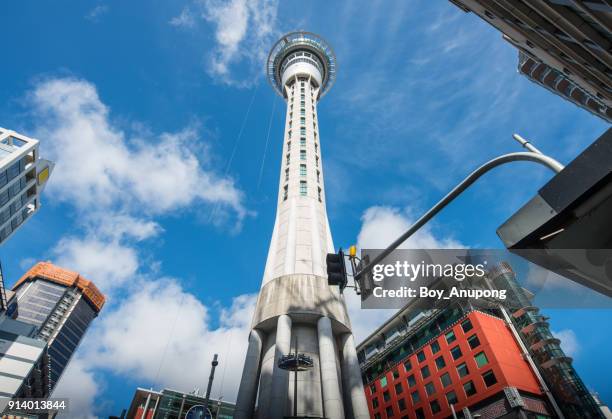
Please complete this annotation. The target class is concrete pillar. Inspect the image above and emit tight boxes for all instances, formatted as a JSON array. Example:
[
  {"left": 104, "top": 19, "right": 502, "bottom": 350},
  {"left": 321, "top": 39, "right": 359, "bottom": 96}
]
[
  {"left": 234, "top": 329, "right": 264, "bottom": 419},
  {"left": 269, "top": 314, "right": 292, "bottom": 419},
  {"left": 317, "top": 316, "right": 345, "bottom": 419},
  {"left": 341, "top": 333, "right": 370, "bottom": 419}
]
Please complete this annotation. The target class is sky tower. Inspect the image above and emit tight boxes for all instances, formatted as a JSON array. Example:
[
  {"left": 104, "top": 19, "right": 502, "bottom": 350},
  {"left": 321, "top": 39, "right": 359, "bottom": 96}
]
[{"left": 234, "top": 32, "right": 369, "bottom": 419}]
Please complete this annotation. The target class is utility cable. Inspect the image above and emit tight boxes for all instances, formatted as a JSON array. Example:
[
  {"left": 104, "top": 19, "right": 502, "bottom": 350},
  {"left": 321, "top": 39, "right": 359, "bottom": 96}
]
[{"left": 257, "top": 95, "right": 277, "bottom": 190}]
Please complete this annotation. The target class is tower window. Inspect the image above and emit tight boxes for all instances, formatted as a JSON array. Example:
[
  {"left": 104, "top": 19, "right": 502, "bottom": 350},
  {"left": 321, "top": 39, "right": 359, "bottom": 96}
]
[
  {"left": 314, "top": 143, "right": 318, "bottom": 153},
  {"left": 301, "top": 94, "right": 305, "bottom": 100},
  {"left": 300, "top": 181, "right": 307, "bottom": 196},
  {"left": 300, "top": 117, "right": 305, "bottom": 125},
  {"left": 300, "top": 127, "right": 306, "bottom": 135},
  {"left": 300, "top": 138, "right": 306, "bottom": 146},
  {"left": 301, "top": 101, "right": 305, "bottom": 107},
  {"left": 288, "top": 130, "right": 292, "bottom": 138},
  {"left": 283, "top": 185, "right": 288, "bottom": 201},
  {"left": 301, "top": 109, "right": 305, "bottom": 116},
  {"left": 286, "top": 154, "right": 290, "bottom": 165},
  {"left": 285, "top": 168, "right": 289, "bottom": 181},
  {"left": 316, "top": 156, "right": 319, "bottom": 167},
  {"left": 316, "top": 170, "right": 320, "bottom": 182},
  {"left": 300, "top": 164, "right": 306, "bottom": 176},
  {"left": 287, "top": 141, "right": 291, "bottom": 150},
  {"left": 300, "top": 150, "right": 306, "bottom": 161},
  {"left": 318, "top": 187, "right": 322, "bottom": 202}
]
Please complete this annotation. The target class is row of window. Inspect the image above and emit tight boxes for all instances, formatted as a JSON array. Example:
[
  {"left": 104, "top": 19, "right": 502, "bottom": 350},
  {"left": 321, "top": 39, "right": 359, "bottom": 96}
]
[{"left": 373, "top": 369, "right": 498, "bottom": 418}]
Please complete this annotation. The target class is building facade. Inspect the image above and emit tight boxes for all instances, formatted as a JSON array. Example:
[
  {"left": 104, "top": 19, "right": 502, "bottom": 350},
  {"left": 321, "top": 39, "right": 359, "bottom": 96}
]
[
  {"left": 449, "top": 0, "right": 612, "bottom": 122},
  {"left": 234, "top": 32, "right": 369, "bottom": 419},
  {"left": 125, "top": 387, "right": 235, "bottom": 419},
  {"left": 357, "top": 262, "right": 603, "bottom": 419},
  {"left": 0, "top": 127, "right": 54, "bottom": 246},
  {"left": 10, "top": 262, "right": 105, "bottom": 394}
]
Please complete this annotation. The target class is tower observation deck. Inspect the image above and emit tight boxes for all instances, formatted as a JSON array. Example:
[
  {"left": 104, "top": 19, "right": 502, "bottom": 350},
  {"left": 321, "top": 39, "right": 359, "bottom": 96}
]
[{"left": 234, "top": 32, "right": 369, "bottom": 419}]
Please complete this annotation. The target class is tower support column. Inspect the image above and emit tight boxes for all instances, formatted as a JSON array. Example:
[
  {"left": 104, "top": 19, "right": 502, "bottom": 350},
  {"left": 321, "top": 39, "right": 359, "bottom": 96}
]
[
  {"left": 318, "top": 316, "right": 345, "bottom": 419},
  {"left": 234, "top": 329, "right": 264, "bottom": 419},
  {"left": 270, "top": 314, "right": 292, "bottom": 419},
  {"left": 341, "top": 333, "right": 370, "bottom": 419}
]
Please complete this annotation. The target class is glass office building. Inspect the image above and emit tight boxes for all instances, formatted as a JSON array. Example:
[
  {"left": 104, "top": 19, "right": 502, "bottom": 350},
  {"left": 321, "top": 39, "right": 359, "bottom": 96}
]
[
  {"left": 0, "top": 127, "right": 54, "bottom": 245},
  {"left": 11, "top": 262, "right": 105, "bottom": 393}
]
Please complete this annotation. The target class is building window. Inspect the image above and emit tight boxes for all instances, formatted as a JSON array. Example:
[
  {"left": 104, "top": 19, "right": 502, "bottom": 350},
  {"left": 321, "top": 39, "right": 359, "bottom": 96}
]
[
  {"left": 482, "top": 370, "right": 497, "bottom": 387},
  {"left": 370, "top": 384, "right": 376, "bottom": 394},
  {"left": 407, "top": 374, "right": 416, "bottom": 387},
  {"left": 374, "top": 414, "right": 381, "bottom": 419},
  {"left": 314, "top": 143, "right": 318, "bottom": 153},
  {"left": 300, "top": 181, "right": 307, "bottom": 196},
  {"left": 461, "top": 319, "right": 473, "bottom": 333},
  {"left": 317, "top": 187, "right": 322, "bottom": 202},
  {"left": 417, "top": 350, "right": 425, "bottom": 363},
  {"left": 468, "top": 334, "right": 480, "bottom": 349},
  {"left": 287, "top": 140, "right": 291, "bottom": 150},
  {"left": 446, "top": 390, "right": 458, "bottom": 405},
  {"left": 440, "top": 372, "right": 452, "bottom": 388},
  {"left": 286, "top": 154, "right": 290, "bottom": 165},
  {"left": 421, "top": 365, "right": 430, "bottom": 379},
  {"left": 415, "top": 408, "right": 425, "bottom": 419},
  {"left": 451, "top": 346, "right": 462, "bottom": 360},
  {"left": 316, "top": 156, "right": 319, "bottom": 167},
  {"left": 404, "top": 360, "right": 412, "bottom": 372},
  {"left": 300, "top": 109, "right": 305, "bottom": 116},
  {"left": 289, "top": 121, "right": 292, "bottom": 128},
  {"left": 300, "top": 137, "right": 306, "bottom": 146},
  {"left": 463, "top": 380, "right": 477, "bottom": 397},
  {"left": 300, "top": 150, "right": 306, "bottom": 161},
  {"left": 385, "top": 406, "right": 393, "bottom": 417},
  {"left": 395, "top": 382, "right": 403, "bottom": 395},
  {"left": 285, "top": 168, "right": 289, "bottom": 181},
  {"left": 383, "top": 390, "right": 390, "bottom": 402},
  {"left": 475, "top": 351, "right": 489, "bottom": 368},
  {"left": 435, "top": 356, "right": 446, "bottom": 370},
  {"left": 380, "top": 376, "right": 387, "bottom": 388},
  {"left": 301, "top": 101, "right": 305, "bottom": 107},
  {"left": 425, "top": 382, "right": 435, "bottom": 396},
  {"left": 300, "top": 164, "right": 306, "bottom": 176},
  {"left": 300, "top": 117, "right": 306, "bottom": 125},
  {"left": 445, "top": 330, "right": 456, "bottom": 344},
  {"left": 316, "top": 170, "right": 320, "bottom": 182},
  {"left": 301, "top": 94, "right": 305, "bottom": 100},
  {"left": 300, "top": 127, "right": 306, "bottom": 135},
  {"left": 431, "top": 340, "right": 440, "bottom": 354},
  {"left": 283, "top": 185, "right": 288, "bottom": 201},
  {"left": 398, "top": 398, "right": 406, "bottom": 411},
  {"left": 393, "top": 369, "right": 400, "bottom": 379},
  {"left": 372, "top": 397, "right": 379, "bottom": 408},
  {"left": 288, "top": 130, "right": 292, "bottom": 138},
  {"left": 430, "top": 399, "right": 441, "bottom": 414},
  {"left": 457, "top": 362, "right": 469, "bottom": 378},
  {"left": 411, "top": 390, "right": 420, "bottom": 404}
]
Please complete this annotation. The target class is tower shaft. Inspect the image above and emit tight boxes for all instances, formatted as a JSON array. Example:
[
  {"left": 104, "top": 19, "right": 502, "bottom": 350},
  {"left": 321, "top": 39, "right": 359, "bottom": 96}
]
[{"left": 235, "top": 32, "right": 369, "bottom": 419}]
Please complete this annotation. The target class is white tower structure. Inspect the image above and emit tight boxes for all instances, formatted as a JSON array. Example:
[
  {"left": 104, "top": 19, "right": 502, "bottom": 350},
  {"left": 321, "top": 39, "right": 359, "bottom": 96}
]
[{"left": 234, "top": 32, "right": 369, "bottom": 419}]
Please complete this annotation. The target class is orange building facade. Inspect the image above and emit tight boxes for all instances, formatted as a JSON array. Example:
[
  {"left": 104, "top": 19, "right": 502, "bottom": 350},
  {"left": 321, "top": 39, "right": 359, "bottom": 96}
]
[{"left": 364, "top": 311, "right": 551, "bottom": 419}]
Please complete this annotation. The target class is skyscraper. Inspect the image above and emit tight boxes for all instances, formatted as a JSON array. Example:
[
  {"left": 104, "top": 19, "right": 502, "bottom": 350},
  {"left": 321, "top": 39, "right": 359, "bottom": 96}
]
[
  {"left": 449, "top": 0, "right": 612, "bottom": 122},
  {"left": 0, "top": 127, "right": 54, "bottom": 246},
  {"left": 234, "top": 32, "right": 369, "bottom": 419},
  {"left": 11, "top": 261, "right": 105, "bottom": 394}
]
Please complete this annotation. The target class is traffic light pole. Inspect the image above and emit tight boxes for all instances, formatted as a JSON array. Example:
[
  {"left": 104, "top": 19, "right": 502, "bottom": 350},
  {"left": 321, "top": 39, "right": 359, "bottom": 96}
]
[{"left": 353, "top": 149, "right": 564, "bottom": 283}]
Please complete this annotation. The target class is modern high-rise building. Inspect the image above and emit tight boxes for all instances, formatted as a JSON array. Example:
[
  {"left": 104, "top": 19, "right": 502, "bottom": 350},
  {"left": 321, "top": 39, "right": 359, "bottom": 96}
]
[
  {"left": 234, "top": 32, "right": 369, "bottom": 419},
  {"left": 448, "top": 0, "right": 612, "bottom": 122},
  {"left": 356, "top": 262, "right": 604, "bottom": 419},
  {"left": 0, "top": 127, "right": 54, "bottom": 246},
  {"left": 10, "top": 262, "right": 105, "bottom": 394}
]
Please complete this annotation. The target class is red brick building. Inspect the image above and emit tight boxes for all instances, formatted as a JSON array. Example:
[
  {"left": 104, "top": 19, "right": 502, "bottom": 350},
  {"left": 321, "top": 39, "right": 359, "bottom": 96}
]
[{"left": 360, "top": 310, "right": 552, "bottom": 419}]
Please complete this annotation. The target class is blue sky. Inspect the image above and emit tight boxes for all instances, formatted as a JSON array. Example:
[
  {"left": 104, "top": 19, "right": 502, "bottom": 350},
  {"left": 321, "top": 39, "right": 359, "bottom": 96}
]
[{"left": 0, "top": 1, "right": 610, "bottom": 417}]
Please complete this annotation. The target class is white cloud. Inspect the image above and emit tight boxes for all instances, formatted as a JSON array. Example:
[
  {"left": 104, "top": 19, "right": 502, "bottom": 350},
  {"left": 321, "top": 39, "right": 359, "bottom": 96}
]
[
  {"left": 80, "top": 279, "right": 255, "bottom": 402},
  {"left": 31, "top": 78, "right": 249, "bottom": 224},
  {"left": 174, "top": 0, "right": 279, "bottom": 85},
  {"left": 357, "top": 206, "right": 462, "bottom": 250},
  {"left": 170, "top": 7, "right": 196, "bottom": 28},
  {"left": 85, "top": 5, "right": 109, "bottom": 22},
  {"left": 53, "top": 235, "right": 139, "bottom": 293},
  {"left": 552, "top": 329, "right": 580, "bottom": 358},
  {"left": 52, "top": 359, "right": 98, "bottom": 419}
]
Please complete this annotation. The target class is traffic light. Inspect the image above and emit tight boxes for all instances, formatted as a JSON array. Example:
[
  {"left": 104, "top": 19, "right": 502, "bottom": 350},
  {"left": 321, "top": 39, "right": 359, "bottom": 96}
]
[{"left": 326, "top": 250, "right": 347, "bottom": 289}]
